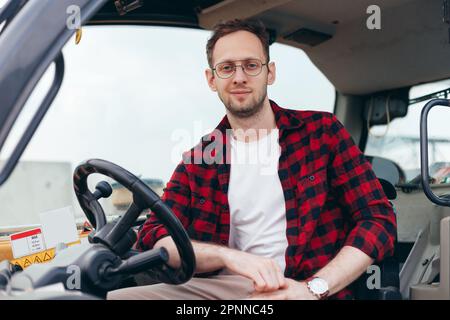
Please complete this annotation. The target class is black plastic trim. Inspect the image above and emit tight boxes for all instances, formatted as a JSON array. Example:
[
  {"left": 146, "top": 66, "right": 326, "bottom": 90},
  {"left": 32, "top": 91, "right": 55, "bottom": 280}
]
[{"left": 0, "top": 53, "right": 64, "bottom": 186}]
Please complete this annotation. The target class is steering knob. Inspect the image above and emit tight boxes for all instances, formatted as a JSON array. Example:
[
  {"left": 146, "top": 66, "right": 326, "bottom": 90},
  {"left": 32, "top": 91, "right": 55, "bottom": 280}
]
[{"left": 93, "top": 181, "right": 113, "bottom": 200}]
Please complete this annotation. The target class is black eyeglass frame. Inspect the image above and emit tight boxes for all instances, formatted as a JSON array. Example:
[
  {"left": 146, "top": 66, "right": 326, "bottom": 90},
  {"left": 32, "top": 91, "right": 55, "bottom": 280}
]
[{"left": 211, "top": 59, "right": 269, "bottom": 79}]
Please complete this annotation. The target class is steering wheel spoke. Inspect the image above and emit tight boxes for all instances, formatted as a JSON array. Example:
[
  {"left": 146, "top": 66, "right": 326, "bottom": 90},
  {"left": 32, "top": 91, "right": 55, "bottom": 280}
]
[{"left": 104, "top": 199, "right": 143, "bottom": 246}]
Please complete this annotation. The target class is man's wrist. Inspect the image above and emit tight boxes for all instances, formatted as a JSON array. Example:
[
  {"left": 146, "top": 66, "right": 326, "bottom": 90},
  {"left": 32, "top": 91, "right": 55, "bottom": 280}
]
[
  {"left": 215, "top": 244, "right": 233, "bottom": 268},
  {"left": 190, "top": 241, "right": 231, "bottom": 272},
  {"left": 305, "top": 276, "right": 330, "bottom": 300},
  {"left": 299, "top": 281, "right": 320, "bottom": 300}
]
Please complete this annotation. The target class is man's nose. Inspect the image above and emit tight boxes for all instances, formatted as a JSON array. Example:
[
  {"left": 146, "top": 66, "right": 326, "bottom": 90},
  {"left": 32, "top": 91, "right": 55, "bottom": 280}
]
[{"left": 232, "top": 65, "right": 248, "bottom": 84}]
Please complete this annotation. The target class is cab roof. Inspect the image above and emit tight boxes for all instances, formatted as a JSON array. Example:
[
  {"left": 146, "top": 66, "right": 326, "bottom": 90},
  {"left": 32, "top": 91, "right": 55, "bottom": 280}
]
[{"left": 88, "top": 0, "right": 450, "bottom": 95}]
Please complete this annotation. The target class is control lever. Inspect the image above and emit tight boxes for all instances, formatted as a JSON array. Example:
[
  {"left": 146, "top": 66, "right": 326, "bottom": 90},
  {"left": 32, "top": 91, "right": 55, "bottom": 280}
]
[
  {"left": 93, "top": 181, "right": 112, "bottom": 200},
  {"left": 103, "top": 247, "right": 169, "bottom": 277}
]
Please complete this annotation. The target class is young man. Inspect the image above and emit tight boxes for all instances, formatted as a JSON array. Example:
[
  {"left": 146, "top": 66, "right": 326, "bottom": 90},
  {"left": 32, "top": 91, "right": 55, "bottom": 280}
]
[{"left": 108, "top": 19, "right": 396, "bottom": 300}]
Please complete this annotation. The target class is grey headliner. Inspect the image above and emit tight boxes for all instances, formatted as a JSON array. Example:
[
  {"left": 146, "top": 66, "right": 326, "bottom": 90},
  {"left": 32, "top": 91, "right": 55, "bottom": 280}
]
[{"left": 198, "top": 0, "right": 450, "bottom": 95}]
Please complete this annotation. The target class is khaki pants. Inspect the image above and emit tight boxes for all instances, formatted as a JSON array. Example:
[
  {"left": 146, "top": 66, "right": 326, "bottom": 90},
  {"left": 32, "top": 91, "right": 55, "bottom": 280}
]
[{"left": 107, "top": 274, "right": 255, "bottom": 300}]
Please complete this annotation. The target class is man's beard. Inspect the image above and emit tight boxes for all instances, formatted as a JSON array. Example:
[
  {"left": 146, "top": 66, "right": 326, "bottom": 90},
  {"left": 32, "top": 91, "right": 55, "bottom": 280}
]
[{"left": 219, "top": 87, "right": 267, "bottom": 119}]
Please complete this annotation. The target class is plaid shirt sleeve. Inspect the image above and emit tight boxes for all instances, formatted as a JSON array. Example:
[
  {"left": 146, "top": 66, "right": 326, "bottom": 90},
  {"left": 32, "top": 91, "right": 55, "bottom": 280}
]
[
  {"left": 326, "top": 114, "right": 397, "bottom": 262},
  {"left": 136, "top": 161, "right": 191, "bottom": 251}
]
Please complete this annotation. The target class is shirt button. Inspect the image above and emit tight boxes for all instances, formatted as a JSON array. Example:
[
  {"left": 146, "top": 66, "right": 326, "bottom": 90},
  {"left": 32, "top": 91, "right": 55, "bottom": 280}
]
[
  {"left": 309, "top": 175, "right": 315, "bottom": 181},
  {"left": 199, "top": 198, "right": 205, "bottom": 204},
  {"left": 221, "top": 240, "right": 227, "bottom": 245}
]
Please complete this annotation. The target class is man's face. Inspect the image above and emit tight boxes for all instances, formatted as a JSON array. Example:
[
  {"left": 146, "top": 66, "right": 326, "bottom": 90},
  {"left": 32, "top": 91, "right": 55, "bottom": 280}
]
[{"left": 205, "top": 31, "right": 276, "bottom": 118}]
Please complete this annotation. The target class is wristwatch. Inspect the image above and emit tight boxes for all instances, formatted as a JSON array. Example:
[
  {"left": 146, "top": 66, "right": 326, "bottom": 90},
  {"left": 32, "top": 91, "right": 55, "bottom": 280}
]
[{"left": 306, "top": 277, "right": 330, "bottom": 300}]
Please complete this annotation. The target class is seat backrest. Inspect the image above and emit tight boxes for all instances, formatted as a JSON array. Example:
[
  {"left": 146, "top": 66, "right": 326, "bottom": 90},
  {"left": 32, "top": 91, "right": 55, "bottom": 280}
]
[{"left": 364, "top": 155, "right": 406, "bottom": 185}]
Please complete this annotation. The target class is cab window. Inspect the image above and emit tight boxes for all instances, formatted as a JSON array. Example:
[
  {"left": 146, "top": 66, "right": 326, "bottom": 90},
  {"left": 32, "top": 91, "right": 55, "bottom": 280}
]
[
  {"left": 0, "top": 26, "right": 335, "bottom": 228},
  {"left": 365, "top": 79, "right": 450, "bottom": 184}
]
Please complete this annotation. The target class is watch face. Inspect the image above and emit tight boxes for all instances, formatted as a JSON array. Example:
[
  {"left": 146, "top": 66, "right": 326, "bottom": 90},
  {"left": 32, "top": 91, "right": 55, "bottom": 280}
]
[{"left": 310, "top": 278, "right": 329, "bottom": 294}]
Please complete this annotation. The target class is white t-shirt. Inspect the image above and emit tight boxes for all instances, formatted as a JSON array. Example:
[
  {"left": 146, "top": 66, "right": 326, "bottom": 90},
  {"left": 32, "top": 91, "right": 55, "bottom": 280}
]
[{"left": 228, "top": 129, "right": 288, "bottom": 272}]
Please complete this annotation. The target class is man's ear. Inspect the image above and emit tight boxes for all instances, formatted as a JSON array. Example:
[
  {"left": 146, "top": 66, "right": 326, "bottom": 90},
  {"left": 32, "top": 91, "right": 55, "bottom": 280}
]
[
  {"left": 267, "top": 61, "right": 276, "bottom": 85},
  {"left": 205, "top": 68, "right": 217, "bottom": 92}
]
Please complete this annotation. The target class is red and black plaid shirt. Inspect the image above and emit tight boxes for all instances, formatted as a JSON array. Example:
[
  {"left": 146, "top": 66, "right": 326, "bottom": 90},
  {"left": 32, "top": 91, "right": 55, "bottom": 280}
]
[{"left": 137, "top": 100, "right": 397, "bottom": 299}]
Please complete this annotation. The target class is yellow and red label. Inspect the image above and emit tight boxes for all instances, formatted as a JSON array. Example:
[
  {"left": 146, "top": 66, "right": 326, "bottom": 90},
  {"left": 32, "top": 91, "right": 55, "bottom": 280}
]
[{"left": 10, "top": 240, "right": 82, "bottom": 269}]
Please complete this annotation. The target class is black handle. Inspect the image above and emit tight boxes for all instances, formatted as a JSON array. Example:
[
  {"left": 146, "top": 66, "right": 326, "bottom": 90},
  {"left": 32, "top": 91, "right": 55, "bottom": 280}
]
[
  {"left": 93, "top": 181, "right": 113, "bottom": 200},
  {"left": 420, "top": 98, "right": 450, "bottom": 207},
  {"left": 104, "top": 247, "right": 169, "bottom": 277}
]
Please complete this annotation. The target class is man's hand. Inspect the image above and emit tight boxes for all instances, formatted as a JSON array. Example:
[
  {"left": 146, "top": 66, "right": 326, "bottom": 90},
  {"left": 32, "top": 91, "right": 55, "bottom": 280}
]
[
  {"left": 155, "top": 237, "right": 286, "bottom": 292},
  {"left": 219, "top": 248, "right": 287, "bottom": 292},
  {"left": 248, "top": 278, "right": 318, "bottom": 300}
]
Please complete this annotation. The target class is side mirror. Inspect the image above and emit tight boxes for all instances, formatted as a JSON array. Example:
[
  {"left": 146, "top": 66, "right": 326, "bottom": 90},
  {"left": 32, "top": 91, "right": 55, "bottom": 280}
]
[{"left": 420, "top": 99, "right": 450, "bottom": 207}]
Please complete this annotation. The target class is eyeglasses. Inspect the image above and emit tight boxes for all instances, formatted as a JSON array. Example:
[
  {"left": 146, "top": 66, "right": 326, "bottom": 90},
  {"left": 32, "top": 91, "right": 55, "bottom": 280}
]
[{"left": 212, "top": 59, "right": 268, "bottom": 79}]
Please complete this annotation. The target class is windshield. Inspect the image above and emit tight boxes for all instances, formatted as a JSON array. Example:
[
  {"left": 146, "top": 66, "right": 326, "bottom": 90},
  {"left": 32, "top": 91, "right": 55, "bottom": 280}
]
[{"left": 0, "top": 25, "right": 335, "bottom": 229}]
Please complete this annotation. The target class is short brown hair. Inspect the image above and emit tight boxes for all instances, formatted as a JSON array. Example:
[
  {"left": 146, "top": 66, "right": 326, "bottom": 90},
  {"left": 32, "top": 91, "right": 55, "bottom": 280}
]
[{"left": 206, "top": 19, "right": 270, "bottom": 68}]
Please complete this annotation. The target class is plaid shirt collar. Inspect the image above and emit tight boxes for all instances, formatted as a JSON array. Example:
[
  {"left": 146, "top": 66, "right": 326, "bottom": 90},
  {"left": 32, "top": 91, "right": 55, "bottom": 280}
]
[
  {"left": 213, "top": 99, "right": 304, "bottom": 135},
  {"left": 205, "top": 99, "right": 303, "bottom": 195}
]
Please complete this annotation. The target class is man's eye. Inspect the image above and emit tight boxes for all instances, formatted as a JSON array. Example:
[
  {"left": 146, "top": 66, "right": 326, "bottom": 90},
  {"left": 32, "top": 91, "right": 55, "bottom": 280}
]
[
  {"left": 221, "top": 65, "right": 233, "bottom": 72},
  {"left": 246, "top": 63, "right": 258, "bottom": 69}
]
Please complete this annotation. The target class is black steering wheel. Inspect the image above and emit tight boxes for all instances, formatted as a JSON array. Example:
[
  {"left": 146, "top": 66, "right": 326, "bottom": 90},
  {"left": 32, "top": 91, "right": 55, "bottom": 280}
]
[{"left": 73, "top": 159, "right": 195, "bottom": 285}]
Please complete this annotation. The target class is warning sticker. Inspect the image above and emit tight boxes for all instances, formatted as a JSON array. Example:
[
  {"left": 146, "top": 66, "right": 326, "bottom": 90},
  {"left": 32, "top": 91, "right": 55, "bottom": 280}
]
[
  {"left": 42, "top": 252, "right": 53, "bottom": 262},
  {"left": 23, "top": 259, "right": 32, "bottom": 268},
  {"left": 10, "top": 228, "right": 46, "bottom": 259},
  {"left": 10, "top": 239, "right": 82, "bottom": 269},
  {"left": 11, "top": 249, "right": 55, "bottom": 269}
]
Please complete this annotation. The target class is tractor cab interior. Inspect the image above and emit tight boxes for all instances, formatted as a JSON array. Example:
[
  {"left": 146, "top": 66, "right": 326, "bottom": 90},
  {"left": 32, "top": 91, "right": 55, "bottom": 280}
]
[{"left": 1, "top": 0, "right": 450, "bottom": 300}]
